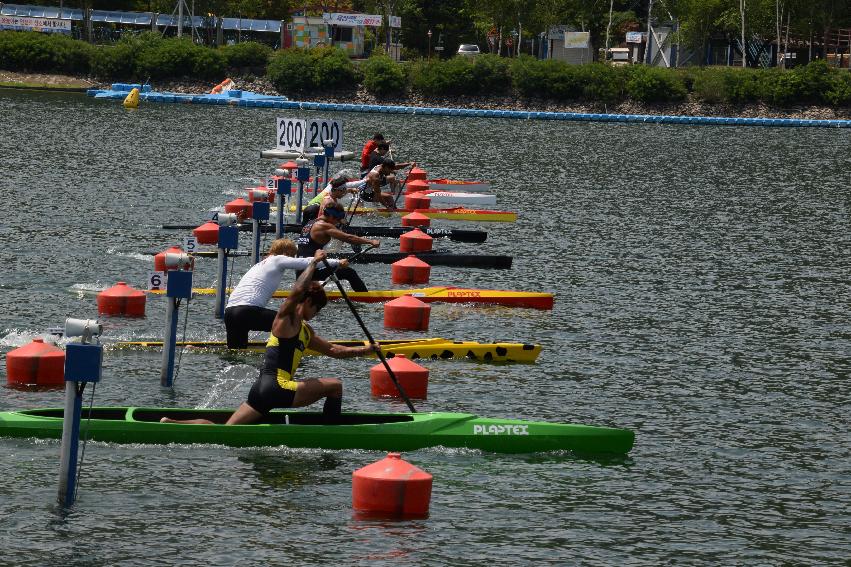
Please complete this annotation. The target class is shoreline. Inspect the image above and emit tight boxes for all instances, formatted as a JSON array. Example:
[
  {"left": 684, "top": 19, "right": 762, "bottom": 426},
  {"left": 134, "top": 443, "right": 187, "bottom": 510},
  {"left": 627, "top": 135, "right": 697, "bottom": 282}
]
[{"left": 3, "top": 70, "right": 849, "bottom": 121}]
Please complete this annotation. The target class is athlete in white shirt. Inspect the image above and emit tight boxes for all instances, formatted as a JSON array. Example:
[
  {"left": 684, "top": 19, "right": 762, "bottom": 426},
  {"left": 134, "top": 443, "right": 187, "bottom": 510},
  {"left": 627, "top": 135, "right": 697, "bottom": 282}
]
[{"left": 224, "top": 238, "right": 345, "bottom": 348}]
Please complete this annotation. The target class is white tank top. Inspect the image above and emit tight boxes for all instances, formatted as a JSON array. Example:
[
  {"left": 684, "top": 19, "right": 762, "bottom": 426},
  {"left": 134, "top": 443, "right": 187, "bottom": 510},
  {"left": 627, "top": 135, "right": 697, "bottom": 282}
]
[{"left": 226, "top": 255, "right": 340, "bottom": 309}]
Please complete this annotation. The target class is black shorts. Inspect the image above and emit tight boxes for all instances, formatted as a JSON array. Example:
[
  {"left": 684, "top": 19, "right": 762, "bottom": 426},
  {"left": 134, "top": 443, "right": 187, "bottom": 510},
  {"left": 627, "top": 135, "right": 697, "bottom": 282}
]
[
  {"left": 246, "top": 372, "right": 296, "bottom": 415},
  {"left": 224, "top": 305, "right": 277, "bottom": 349}
]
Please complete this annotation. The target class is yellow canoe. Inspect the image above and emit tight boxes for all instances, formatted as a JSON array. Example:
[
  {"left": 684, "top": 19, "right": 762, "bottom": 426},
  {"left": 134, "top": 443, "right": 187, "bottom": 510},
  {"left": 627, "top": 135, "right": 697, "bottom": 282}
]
[
  {"left": 149, "top": 286, "right": 553, "bottom": 310},
  {"left": 280, "top": 204, "right": 516, "bottom": 223},
  {"left": 112, "top": 337, "right": 541, "bottom": 363}
]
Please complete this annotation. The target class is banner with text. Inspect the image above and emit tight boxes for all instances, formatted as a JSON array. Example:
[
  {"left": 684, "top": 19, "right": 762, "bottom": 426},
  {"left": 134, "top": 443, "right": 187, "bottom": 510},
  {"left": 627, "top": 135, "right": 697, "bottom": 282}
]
[
  {"left": 322, "top": 13, "right": 382, "bottom": 27},
  {"left": 0, "top": 16, "right": 71, "bottom": 33}
]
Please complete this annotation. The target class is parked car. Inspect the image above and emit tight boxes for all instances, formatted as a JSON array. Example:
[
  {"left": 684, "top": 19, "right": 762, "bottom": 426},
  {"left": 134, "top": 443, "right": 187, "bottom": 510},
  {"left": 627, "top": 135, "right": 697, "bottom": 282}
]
[{"left": 457, "top": 44, "right": 481, "bottom": 56}]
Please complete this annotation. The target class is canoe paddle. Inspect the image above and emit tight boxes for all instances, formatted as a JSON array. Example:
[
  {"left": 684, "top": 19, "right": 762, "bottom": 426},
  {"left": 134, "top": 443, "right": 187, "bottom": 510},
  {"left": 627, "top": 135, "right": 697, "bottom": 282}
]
[
  {"left": 321, "top": 258, "right": 417, "bottom": 413},
  {"left": 319, "top": 244, "right": 376, "bottom": 287},
  {"left": 391, "top": 163, "right": 414, "bottom": 210}
]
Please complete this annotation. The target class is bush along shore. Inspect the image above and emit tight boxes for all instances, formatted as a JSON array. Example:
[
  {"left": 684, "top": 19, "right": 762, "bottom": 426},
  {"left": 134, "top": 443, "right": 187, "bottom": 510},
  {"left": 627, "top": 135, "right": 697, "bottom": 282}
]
[{"left": 1, "top": 31, "right": 850, "bottom": 120}]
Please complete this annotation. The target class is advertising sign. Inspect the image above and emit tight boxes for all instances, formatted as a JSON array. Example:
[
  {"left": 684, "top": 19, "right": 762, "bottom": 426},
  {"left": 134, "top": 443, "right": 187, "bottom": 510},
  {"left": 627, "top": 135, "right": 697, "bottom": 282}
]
[
  {"left": 322, "top": 13, "right": 382, "bottom": 27},
  {"left": 626, "top": 31, "right": 646, "bottom": 43},
  {"left": 0, "top": 16, "right": 71, "bottom": 33},
  {"left": 564, "top": 32, "right": 590, "bottom": 49}
]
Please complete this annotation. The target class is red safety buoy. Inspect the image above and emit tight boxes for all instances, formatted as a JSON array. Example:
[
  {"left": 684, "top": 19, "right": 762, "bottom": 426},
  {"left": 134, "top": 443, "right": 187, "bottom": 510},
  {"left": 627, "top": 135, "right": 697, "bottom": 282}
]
[
  {"left": 193, "top": 221, "right": 219, "bottom": 245},
  {"left": 384, "top": 295, "right": 430, "bottom": 330},
  {"left": 224, "top": 197, "right": 252, "bottom": 220},
  {"left": 280, "top": 160, "right": 298, "bottom": 172},
  {"left": 401, "top": 212, "right": 431, "bottom": 228},
  {"left": 97, "top": 281, "right": 146, "bottom": 317},
  {"left": 391, "top": 255, "right": 431, "bottom": 285},
  {"left": 6, "top": 338, "right": 65, "bottom": 387},
  {"left": 370, "top": 355, "right": 429, "bottom": 399},
  {"left": 154, "top": 245, "right": 196, "bottom": 272},
  {"left": 407, "top": 166, "right": 427, "bottom": 182},
  {"left": 404, "top": 192, "right": 431, "bottom": 210},
  {"left": 352, "top": 452, "right": 432, "bottom": 517},
  {"left": 405, "top": 179, "right": 430, "bottom": 195},
  {"left": 399, "top": 228, "right": 433, "bottom": 253},
  {"left": 247, "top": 188, "right": 273, "bottom": 203}
]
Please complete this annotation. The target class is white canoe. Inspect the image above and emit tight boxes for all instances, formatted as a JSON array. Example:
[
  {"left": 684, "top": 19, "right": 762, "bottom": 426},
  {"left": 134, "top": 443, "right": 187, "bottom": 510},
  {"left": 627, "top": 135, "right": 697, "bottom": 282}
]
[
  {"left": 419, "top": 191, "right": 497, "bottom": 207},
  {"left": 426, "top": 179, "right": 492, "bottom": 193}
]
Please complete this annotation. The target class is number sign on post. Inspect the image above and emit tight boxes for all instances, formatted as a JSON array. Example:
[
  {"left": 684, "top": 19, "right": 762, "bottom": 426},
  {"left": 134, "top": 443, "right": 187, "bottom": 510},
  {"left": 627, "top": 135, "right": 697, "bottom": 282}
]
[
  {"left": 276, "top": 117, "right": 343, "bottom": 152},
  {"left": 277, "top": 118, "right": 306, "bottom": 151}
]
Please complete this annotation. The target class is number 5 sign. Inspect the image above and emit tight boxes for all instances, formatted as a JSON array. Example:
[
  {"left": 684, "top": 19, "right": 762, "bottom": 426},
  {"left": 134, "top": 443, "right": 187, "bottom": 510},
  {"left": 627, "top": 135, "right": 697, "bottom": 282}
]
[{"left": 276, "top": 117, "right": 343, "bottom": 152}]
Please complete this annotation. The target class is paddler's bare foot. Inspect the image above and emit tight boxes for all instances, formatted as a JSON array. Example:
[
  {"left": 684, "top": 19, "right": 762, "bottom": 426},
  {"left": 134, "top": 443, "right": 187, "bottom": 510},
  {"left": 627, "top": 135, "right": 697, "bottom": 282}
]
[{"left": 160, "top": 417, "right": 176, "bottom": 423}]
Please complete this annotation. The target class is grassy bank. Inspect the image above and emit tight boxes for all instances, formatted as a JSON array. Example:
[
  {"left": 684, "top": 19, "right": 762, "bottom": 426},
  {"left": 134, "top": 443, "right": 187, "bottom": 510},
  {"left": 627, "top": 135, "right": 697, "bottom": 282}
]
[{"left": 1, "top": 30, "right": 850, "bottom": 110}]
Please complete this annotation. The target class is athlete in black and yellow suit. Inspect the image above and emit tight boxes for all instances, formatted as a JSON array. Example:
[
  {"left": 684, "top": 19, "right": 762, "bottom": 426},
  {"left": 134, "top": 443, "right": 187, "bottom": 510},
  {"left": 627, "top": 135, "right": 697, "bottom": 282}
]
[{"left": 160, "top": 250, "right": 379, "bottom": 426}]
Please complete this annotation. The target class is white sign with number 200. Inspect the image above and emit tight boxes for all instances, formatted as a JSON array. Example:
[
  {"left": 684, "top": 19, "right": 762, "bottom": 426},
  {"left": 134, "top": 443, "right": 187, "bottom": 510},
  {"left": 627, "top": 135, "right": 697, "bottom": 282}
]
[{"left": 276, "top": 118, "right": 342, "bottom": 152}]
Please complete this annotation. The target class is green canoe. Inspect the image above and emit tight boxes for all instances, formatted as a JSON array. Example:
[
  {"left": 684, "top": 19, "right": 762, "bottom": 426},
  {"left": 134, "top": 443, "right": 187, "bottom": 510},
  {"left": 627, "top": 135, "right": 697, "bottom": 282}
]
[{"left": 0, "top": 407, "right": 634, "bottom": 455}]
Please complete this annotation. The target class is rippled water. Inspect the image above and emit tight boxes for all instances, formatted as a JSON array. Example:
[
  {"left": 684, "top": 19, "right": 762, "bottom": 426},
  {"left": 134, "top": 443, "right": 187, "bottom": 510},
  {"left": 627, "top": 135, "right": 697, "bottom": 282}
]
[{"left": 1, "top": 90, "right": 849, "bottom": 565}]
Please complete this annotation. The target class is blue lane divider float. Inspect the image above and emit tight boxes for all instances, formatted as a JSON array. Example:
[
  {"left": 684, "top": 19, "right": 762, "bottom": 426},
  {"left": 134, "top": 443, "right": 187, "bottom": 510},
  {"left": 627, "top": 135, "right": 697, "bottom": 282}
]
[{"left": 86, "top": 84, "right": 851, "bottom": 128}]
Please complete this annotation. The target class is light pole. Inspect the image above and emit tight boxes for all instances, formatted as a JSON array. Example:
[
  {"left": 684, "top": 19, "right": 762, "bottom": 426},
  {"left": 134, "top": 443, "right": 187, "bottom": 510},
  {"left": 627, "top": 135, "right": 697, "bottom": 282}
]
[{"left": 427, "top": 29, "right": 432, "bottom": 59}]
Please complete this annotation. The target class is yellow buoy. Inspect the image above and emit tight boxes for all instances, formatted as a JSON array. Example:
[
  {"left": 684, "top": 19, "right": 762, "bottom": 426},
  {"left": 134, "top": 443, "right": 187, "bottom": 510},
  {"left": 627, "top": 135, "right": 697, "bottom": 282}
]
[{"left": 123, "top": 87, "right": 140, "bottom": 109}]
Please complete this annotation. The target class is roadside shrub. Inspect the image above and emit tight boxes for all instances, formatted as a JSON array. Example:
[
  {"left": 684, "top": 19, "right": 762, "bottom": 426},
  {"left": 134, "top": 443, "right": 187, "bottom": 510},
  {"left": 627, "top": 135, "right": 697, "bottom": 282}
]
[
  {"left": 362, "top": 54, "right": 406, "bottom": 96},
  {"left": 624, "top": 65, "right": 687, "bottom": 102},
  {"left": 690, "top": 68, "right": 727, "bottom": 103},
  {"left": 579, "top": 63, "right": 625, "bottom": 102},
  {"left": 468, "top": 54, "right": 511, "bottom": 95},
  {"left": 408, "top": 58, "right": 456, "bottom": 95},
  {"left": 134, "top": 37, "right": 224, "bottom": 80},
  {"left": 267, "top": 48, "right": 313, "bottom": 92},
  {"left": 0, "top": 31, "right": 93, "bottom": 74},
  {"left": 410, "top": 56, "right": 508, "bottom": 96},
  {"left": 267, "top": 46, "right": 355, "bottom": 93},
  {"left": 90, "top": 43, "right": 136, "bottom": 79},
  {"left": 823, "top": 71, "right": 851, "bottom": 106},
  {"left": 511, "top": 57, "right": 582, "bottom": 100},
  {"left": 400, "top": 47, "right": 420, "bottom": 61},
  {"left": 310, "top": 46, "right": 357, "bottom": 88},
  {"left": 219, "top": 41, "right": 271, "bottom": 70},
  {"left": 89, "top": 33, "right": 157, "bottom": 79},
  {"left": 190, "top": 46, "right": 227, "bottom": 81},
  {"left": 722, "top": 68, "right": 762, "bottom": 104}
]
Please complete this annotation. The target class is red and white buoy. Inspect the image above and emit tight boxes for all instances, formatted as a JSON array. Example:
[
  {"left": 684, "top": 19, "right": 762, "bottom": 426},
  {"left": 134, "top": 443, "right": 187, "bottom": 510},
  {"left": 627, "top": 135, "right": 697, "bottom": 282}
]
[
  {"left": 247, "top": 188, "right": 275, "bottom": 203},
  {"left": 352, "top": 452, "right": 432, "bottom": 517},
  {"left": 384, "top": 295, "right": 430, "bottom": 330},
  {"left": 224, "top": 197, "right": 252, "bottom": 220},
  {"left": 399, "top": 228, "right": 433, "bottom": 253},
  {"left": 407, "top": 166, "right": 427, "bottom": 181},
  {"left": 405, "top": 179, "right": 430, "bottom": 195},
  {"left": 97, "top": 281, "right": 146, "bottom": 317},
  {"left": 6, "top": 338, "right": 65, "bottom": 387},
  {"left": 401, "top": 212, "right": 431, "bottom": 228},
  {"left": 370, "top": 355, "right": 429, "bottom": 399},
  {"left": 404, "top": 192, "right": 431, "bottom": 210},
  {"left": 154, "top": 246, "right": 188, "bottom": 272},
  {"left": 193, "top": 221, "right": 219, "bottom": 245},
  {"left": 391, "top": 255, "right": 431, "bottom": 285}
]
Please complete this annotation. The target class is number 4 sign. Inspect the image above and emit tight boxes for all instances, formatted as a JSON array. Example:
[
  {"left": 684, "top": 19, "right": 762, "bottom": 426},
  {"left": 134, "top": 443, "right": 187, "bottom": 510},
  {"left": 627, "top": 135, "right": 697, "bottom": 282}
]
[{"left": 276, "top": 117, "right": 343, "bottom": 152}]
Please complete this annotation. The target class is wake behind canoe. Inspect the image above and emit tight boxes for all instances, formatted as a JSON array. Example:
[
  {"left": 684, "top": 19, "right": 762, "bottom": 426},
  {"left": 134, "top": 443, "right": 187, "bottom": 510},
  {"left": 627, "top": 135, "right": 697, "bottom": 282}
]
[{"left": 0, "top": 407, "right": 635, "bottom": 455}]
